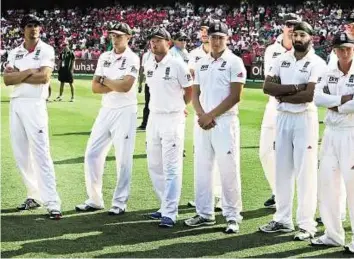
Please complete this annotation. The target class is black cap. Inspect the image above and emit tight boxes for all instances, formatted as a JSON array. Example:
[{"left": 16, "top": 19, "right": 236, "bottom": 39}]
[
  {"left": 282, "top": 13, "right": 301, "bottom": 24},
  {"left": 200, "top": 18, "right": 214, "bottom": 29},
  {"left": 172, "top": 31, "right": 190, "bottom": 41},
  {"left": 148, "top": 27, "right": 171, "bottom": 41},
  {"left": 208, "top": 21, "right": 228, "bottom": 36},
  {"left": 332, "top": 32, "right": 354, "bottom": 48},
  {"left": 293, "top": 22, "right": 314, "bottom": 36},
  {"left": 21, "top": 14, "right": 41, "bottom": 28},
  {"left": 108, "top": 22, "right": 132, "bottom": 35},
  {"left": 347, "top": 12, "right": 354, "bottom": 23}
]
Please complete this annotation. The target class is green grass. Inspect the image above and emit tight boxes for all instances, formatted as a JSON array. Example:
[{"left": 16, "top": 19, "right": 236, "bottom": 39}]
[{"left": 1, "top": 79, "right": 352, "bottom": 258}]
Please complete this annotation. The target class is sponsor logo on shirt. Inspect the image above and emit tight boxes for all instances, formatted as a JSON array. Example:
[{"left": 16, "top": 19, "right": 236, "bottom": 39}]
[
  {"left": 200, "top": 65, "right": 209, "bottom": 71},
  {"left": 186, "top": 74, "right": 192, "bottom": 82},
  {"left": 328, "top": 76, "right": 339, "bottom": 84},
  {"left": 280, "top": 61, "right": 291, "bottom": 68},
  {"left": 103, "top": 61, "right": 111, "bottom": 67},
  {"left": 147, "top": 70, "right": 153, "bottom": 77},
  {"left": 15, "top": 54, "right": 24, "bottom": 60},
  {"left": 272, "top": 52, "right": 281, "bottom": 58}
]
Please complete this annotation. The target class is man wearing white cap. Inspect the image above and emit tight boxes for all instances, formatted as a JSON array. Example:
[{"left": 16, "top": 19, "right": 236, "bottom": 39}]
[
  {"left": 311, "top": 32, "right": 354, "bottom": 255},
  {"left": 184, "top": 21, "right": 246, "bottom": 234},
  {"left": 259, "top": 22, "right": 327, "bottom": 241},
  {"left": 75, "top": 23, "right": 140, "bottom": 215},
  {"left": 260, "top": 13, "right": 300, "bottom": 209}
]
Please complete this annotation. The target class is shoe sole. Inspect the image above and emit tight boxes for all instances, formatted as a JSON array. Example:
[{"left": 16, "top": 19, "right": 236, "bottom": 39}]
[
  {"left": 259, "top": 227, "right": 294, "bottom": 233},
  {"left": 187, "top": 202, "right": 196, "bottom": 207},
  {"left": 225, "top": 228, "right": 239, "bottom": 234},
  {"left": 264, "top": 204, "right": 276, "bottom": 209},
  {"left": 17, "top": 206, "right": 40, "bottom": 211},
  {"left": 108, "top": 211, "right": 125, "bottom": 216},
  {"left": 294, "top": 236, "right": 312, "bottom": 241},
  {"left": 75, "top": 207, "right": 100, "bottom": 212},
  {"left": 159, "top": 223, "right": 174, "bottom": 228},
  {"left": 49, "top": 215, "right": 62, "bottom": 220},
  {"left": 184, "top": 221, "right": 216, "bottom": 227}
]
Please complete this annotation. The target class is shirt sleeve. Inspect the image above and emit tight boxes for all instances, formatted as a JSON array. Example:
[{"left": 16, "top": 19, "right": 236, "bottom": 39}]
[
  {"left": 267, "top": 56, "right": 280, "bottom": 77},
  {"left": 188, "top": 52, "right": 196, "bottom": 70},
  {"left": 230, "top": 57, "right": 247, "bottom": 84},
  {"left": 263, "top": 45, "right": 273, "bottom": 76},
  {"left": 338, "top": 100, "right": 354, "bottom": 114},
  {"left": 194, "top": 62, "right": 200, "bottom": 85},
  {"left": 309, "top": 59, "right": 327, "bottom": 83},
  {"left": 94, "top": 54, "right": 104, "bottom": 77},
  {"left": 126, "top": 55, "right": 140, "bottom": 79},
  {"left": 40, "top": 47, "right": 55, "bottom": 69},
  {"left": 177, "top": 61, "right": 193, "bottom": 88},
  {"left": 6, "top": 50, "right": 15, "bottom": 68},
  {"left": 314, "top": 70, "right": 342, "bottom": 108}
]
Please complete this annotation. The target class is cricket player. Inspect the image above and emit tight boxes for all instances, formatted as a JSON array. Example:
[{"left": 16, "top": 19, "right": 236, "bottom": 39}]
[
  {"left": 184, "top": 21, "right": 246, "bottom": 234},
  {"left": 144, "top": 27, "right": 193, "bottom": 228},
  {"left": 260, "top": 13, "right": 300, "bottom": 209},
  {"left": 187, "top": 18, "right": 222, "bottom": 211},
  {"left": 75, "top": 23, "right": 140, "bottom": 215},
  {"left": 3, "top": 15, "right": 62, "bottom": 220},
  {"left": 169, "top": 31, "right": 190, "bottom": 64},
  {"left": 315, "top": 13, "right": 354, "bottom": 225},
  {"left": 259, "top": 22, "right": 327, "bottom": 241},
  {"left": 310, "top": 32, "right": 354, "bottom": 255}
]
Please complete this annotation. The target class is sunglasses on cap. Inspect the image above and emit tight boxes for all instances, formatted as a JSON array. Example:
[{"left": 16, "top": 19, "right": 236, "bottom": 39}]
[{"left": 285, "top": 21, "right": 298, "bottom": 28}]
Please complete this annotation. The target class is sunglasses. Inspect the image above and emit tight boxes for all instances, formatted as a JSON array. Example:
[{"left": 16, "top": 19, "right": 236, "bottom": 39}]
[
  {"left": 26, "top": 23, "right": 40, "bottom": 28},
  {"left": 285, "top": 22, "right": 297, "bottom": 28}
]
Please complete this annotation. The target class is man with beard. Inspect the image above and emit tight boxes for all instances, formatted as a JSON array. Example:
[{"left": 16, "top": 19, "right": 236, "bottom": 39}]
[
  {"left": 186, "top": 19, "right": 222, "bottom": 212},
  {"left": 311, "top": 32, "right": 354, "bottom": 255},
  {"left": 259, "top": 22, "right": 327, "bottom": 241},
  {"left": 75, "top": 23, "right": 140, "bottom": 216},
  {"left": 3, "top": 14, "right": 62, "bottom": 220},
  {"left": 144, "top": 27, "right": 193, "bottom": 228},
  {"left": 260, "top": 13, "right": 301, "bottom": 209}
]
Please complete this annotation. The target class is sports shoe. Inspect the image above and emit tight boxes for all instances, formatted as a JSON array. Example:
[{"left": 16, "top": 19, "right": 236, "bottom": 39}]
[
  {"left": 315, "top": 217, "right": 323, "bottom": 224},
  {"left": 108, "top": 206, "right": 125, "bottom": 216},
  {"left": 294, "top": 229, "right": 313, "bottom": 241},
  {"left": 159, "top": 216, "right": 175, "bottom": 228},
  {"left": 184, "top": 215, "right": 216, "bottom": 227},
  {"left": 69, "top": 98, "right": 74, "bottom": 102},
  {"left": 344, "top": 245, "right": 354, "bottom": 254},
  {"left": 264, "top": 195, "right": 276, "bottom": 208},
  {"left": 54, "top": 96, "right": 62, "bottom": 102},
  {"left": 49, "top": 210, "right": 62, "bottom": 220},
  {"left": 259, "top": 220, "right": 294, "bottom": 233},
  {"left": 17, "top": 198, "right": 41, "bottom": 210},
  {"left": 215, "top": 197, "right": 222, "bottom": 212},
  {"left": 225, "top": 220, "right": 239, "bottom": 234},
  {"left": 147, "top": 211, "right": 162, "bottom": 220},
  {"left": 187, "top": 201, "right": 196, "bottom": 207},
  {"left": 75, "top": 203, "right": 101, "bottom": 212}
]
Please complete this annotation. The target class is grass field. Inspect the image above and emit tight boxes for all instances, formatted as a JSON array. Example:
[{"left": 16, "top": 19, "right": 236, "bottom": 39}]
[{"left": 1, "top": 79, "right": 352, "bottom": 258}]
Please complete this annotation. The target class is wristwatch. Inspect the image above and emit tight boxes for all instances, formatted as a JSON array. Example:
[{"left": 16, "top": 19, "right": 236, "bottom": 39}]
[
  {"left": 294, "top": 84, "right": 300, "bottom": 92},
  {"left": 99, "top": 76, "right": 105, "bottom": 85}
]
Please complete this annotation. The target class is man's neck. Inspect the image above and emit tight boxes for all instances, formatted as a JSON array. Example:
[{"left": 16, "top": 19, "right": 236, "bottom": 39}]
[
  {"left": 294, "top": 49, "right": 310, "bottom": 61},
  {"left": 281, "top": 37, "right": 292, "bottom": 51},
  {"left": 24, "top": 38, "right": 39, "bottom": 52},
  {"left": 114, "top": 46, "right": 127, "bottom": 54},
  {"left": 155, "top": 52, "right": 167, "bottom": 63},
  {"left": 211, "top": 49, "right": 226, "bottom": 60},
  {"left": 338, "top": 60, "right": 352, "bottom": 75}
]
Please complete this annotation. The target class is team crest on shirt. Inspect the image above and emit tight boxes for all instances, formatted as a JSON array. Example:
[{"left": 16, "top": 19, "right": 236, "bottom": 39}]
[
  {"left": 299, "top": 61, "right": 310, "bottom": 73},
  {"left": 347, "top": 74, "right": 354, "bottom": 87},
  {"left": 33, "top": 49, "right": 41, "bottom": 60},
  {"left": 147, "top": 70, "right": 153, "bottom": 77},
  {"left": 163, "top": 67, "right": 171, "bottom": 80},
  {"left": 272, "top": 52, "right": 281, "bottom": 58},
  {"left": 103, "top": 61, "right": 111, "bottom": 67},
  {"left": 328, "top": 76, "right": 339, "bottom": 84},
  {"left": 280, "top": 61, "right": 291, "bottom": 68},
  {"left": 15, "top": 54, "right": 24, "bottom": 60},
  {"left": 119, "top": 58, "right": 127, "bottom": 70},
  {"left": 200, "top": 65, "right": 209, "bottom": 71},
  {"left": 218, "top": 61, "right": 227, "bottom": 71}
]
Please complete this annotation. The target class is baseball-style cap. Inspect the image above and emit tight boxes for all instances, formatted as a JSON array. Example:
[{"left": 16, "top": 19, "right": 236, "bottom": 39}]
[
  {"left": 148, "top": 27, "right": 171, "bottom": 41},
  {"left": 282, "top": 13, "right": 301, "bottom": 24},
  {"left": 293, "top": 22, "right": 314, "bottom": 36},
  {"left": 21, "top": 14, "right": 41, "bottom": 28},
  {"left": 172, "top": 31, "right": 190, "bottom": 41},
  {"left": 332, "top": 32, "right": 354, "bottom": 48},
  {"left": 200, "top": 18, "right": 214, "bottom": 29},
  {"left": 208, "top": 21, "right": 228, "bottom": 36},
  {"left": 108, "top": 22, "right": 132, "bottom": 35}
]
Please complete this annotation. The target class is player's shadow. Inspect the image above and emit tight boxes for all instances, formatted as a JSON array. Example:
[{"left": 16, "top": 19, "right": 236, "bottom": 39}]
[
  {"left": 53, "top": 132, "right": 91, "bottom": 136},
  {"left": 53, "top": 154, "right": 147, "bottom": 165}
]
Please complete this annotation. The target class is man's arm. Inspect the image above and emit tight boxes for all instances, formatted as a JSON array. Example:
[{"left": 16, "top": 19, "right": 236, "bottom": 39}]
[
  {"left": 22, "top": 66, "right": 53, "bottom": 84},
  {"left": 314, "top": 75, "right": 342, "bottom": 108},
  {"left": 102, "top": 75, "right": 136, "bottom": 93},
  {"left": 192, "top": 84, "right": 205, "bottom": 116},
  {"left": 338, "top": 99, "right": 354, "bottom": 113},
  {"left": 263, "top": 76, "right": 306, "bottom": 96},
  {"left": 278, "top": 82, "right": 316, "bottom": 104},
  {"left": 3, "top": 69, "right": 34, "bottom": 86},
  {"left": 92, "top": 76, "right": 112, "bottom": 94},
  {"left": 183, "top": 86, "right": 192, "bottom": 104},
  {"left": 138, "top": 66, "right": 145, "bottom": 92}
]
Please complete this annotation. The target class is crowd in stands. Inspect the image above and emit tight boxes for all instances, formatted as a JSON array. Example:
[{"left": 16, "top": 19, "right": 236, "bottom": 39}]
[{"left": 1, "top": 0, "right": 353, "bottom": 64}]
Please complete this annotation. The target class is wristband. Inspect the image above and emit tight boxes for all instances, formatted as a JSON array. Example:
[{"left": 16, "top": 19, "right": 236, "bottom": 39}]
[{"left": 99, "top": 76, "right": 105, "bottom": 85}]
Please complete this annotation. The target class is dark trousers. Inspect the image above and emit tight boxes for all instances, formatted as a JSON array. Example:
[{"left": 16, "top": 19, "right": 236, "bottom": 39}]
[{"left": 141, "top": 84, "right": 150, "bottom": 128}]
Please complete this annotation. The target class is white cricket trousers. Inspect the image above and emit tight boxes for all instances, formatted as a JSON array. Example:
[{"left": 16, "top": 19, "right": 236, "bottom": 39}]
[
  {"left": 259, "top": 102, "right": 277, "bottom": 193},
  {"left": 194, "top": 115, "right": 242, "bottom": 222},
  {"left": 84, "top": 105, "right": 137, "bottom": 209},
  {"left": 10, "top": 98, "right": 61, "bottom": 211},
  {"left": 146, "top": 112, "right": 185, "bottom": 222},
  {"left": 318, "top": 127, "right": 354, "bottom": 250},
  {"left": 273, "top": 111, "right": 318, "bottom": 235}
]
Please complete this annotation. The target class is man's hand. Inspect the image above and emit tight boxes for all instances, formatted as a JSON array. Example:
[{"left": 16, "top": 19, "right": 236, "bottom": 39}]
[
  {"left": 270, "top": 76, "right": 281, "bottom": 84},
  {"left": 329, "top": 106, "right": 339, "bottom": 112},
  {"left": 198, "top": 113, "right": 216, "bottom": 130},
  {"left": 341, "top": 94, "right": 353, "bottom": 105}
]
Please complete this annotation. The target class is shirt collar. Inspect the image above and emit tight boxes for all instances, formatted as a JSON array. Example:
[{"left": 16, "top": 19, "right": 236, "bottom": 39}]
[
  {"left": 207, "top": 48, "right": 231, "bottom": 62},
  {"left": 333, "top": 59, "right": 354, "bottom": 75},
  {"left": 19, "top": 39, "right": 43, "bottom": 53},
  {"left": 153, "top": 52, "right": 171, "bottom": 66},
  {"left": 290, "top": 48, "right": 315, "bottom": 61},
  {"left": 110, "top": 47, "right": 131, "bottom": 61}
]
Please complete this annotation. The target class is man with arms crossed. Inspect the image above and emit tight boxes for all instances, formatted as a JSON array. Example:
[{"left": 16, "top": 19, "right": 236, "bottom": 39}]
[
  {"left": 144, "top": 27, "right": 193, "bottom": 228},
  {"left": 3, "top": 15, "right": 62, "bottom": 219},
  {"left": 259, "top": 22, "right": 327, "bottom": 241},
  {"left": 311, "top": 32, "right": 354, "bottom": 255},
  {"left": 184, "top": 21, "right": 246, "bottom": 234},
  {"left": 75, "top": 23, "right": 140, "bottom": 215},
  {"left": 260, "top": 13, "right": 300, "bottom": 208}
]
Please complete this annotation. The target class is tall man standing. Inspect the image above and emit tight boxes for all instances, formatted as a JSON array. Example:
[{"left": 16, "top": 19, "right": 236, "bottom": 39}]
[
  {"left": 3, "top": 15, "right": 62, "bottom": 220},
  {"left": 259, "top": 22, "right": 327, "bottom": 241},
  {"left": 311, "top": 32, "right": 354, "bottom": 255},
  {"left": 55, "top": 41, "right": 75, "bottom": 102},
  {"left": 75, "top": 23, "right": 140, "bottom": 215},
  {"left": 260, "top": 13, "right": 300, "bottom": 208},
  {"left": 144, "top": 27, "right": 193, "bottom": 228},
  {"left": 184, "top": 21, "right": 246, "bottom": 234}
]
